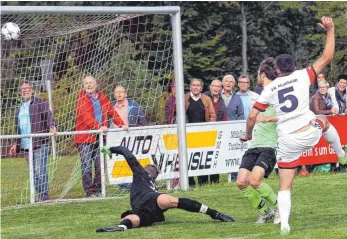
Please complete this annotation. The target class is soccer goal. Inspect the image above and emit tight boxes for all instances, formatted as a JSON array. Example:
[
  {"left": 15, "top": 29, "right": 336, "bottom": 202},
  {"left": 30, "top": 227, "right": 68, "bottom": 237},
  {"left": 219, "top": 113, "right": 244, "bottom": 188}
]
[{"left": 0, "top": 6, "right": 188, "bottom": 208}]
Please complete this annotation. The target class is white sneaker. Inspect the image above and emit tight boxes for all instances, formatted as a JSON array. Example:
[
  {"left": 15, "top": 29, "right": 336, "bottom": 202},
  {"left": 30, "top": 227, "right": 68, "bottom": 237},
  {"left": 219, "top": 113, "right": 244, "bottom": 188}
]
[
  {"left": 280, "top": 225, "right": 290, "bottom": 235},
  {"left": 274, "top": 208, "right": 281, "bottom": 224},
  {"left": 256, "top": 208, "right": 275, "bottom": 223}
]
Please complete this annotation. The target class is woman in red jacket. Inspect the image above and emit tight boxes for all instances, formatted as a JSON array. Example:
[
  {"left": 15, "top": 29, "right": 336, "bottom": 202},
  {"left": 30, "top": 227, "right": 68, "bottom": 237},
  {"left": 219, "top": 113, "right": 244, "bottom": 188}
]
[{"left": 75, "top": 76, "right": 128, "bottom": 197}]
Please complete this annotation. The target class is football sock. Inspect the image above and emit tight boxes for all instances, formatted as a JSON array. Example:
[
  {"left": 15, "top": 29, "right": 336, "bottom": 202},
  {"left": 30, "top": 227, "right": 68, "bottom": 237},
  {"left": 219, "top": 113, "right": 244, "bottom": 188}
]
[
  {"left": 323, "top": 125, "right": 345, "bottom": 158},
  {"left": 117, "top": 218, "right": 133, "bottom": 230},
  {"left": 256, "top": 182, "right": 278, "bottom": 208},
  {"left": 177, "top": 198, "right": 217, "bottom": 216},
  {"left": 278, "top": 190, "right": 291, "bottom": 229},
  {"left": 241, "top": 185, "right": 269, "bottom": 214}
]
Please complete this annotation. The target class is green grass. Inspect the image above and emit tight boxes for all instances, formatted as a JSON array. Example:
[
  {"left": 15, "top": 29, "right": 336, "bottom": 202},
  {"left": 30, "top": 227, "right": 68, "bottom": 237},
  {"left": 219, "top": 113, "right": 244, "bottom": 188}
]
[{"left": 2, "top": 173, "right": 347, "bottom": 239}]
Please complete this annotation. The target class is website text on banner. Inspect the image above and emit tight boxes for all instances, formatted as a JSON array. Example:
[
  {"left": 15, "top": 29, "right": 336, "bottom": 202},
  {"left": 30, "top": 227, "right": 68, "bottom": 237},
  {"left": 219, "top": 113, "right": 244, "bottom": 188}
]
[
  {"left": 299, "top": 115, "right": 347, "bottom": 165},
  {"left": 106, "top": 121, "right": 249, "bottom": 184}
]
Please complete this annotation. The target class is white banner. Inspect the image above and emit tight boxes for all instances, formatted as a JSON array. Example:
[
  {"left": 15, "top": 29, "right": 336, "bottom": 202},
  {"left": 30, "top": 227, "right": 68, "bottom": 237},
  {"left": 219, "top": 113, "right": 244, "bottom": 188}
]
[{"left": 106, "top": 121, "right": 250, "bottom": 184}]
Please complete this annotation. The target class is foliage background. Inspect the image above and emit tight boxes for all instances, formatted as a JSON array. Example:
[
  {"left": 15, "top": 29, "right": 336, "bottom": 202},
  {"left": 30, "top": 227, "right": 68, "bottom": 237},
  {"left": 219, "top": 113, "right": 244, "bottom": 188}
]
[{"left": 1, "top": 1, "right": 347, "bottom": 136}]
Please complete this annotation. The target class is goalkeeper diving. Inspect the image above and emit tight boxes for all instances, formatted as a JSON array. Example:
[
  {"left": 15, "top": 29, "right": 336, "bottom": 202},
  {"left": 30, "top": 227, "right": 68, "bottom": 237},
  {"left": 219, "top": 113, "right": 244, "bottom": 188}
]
[{"left": 96, "top": 146, "right": 234, "bottom": 233}]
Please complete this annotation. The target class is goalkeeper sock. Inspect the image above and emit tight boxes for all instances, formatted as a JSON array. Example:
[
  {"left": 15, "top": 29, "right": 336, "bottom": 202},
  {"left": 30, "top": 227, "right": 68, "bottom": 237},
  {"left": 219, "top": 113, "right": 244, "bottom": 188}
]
[
  {"left": 177, "top": 198, "right": 217, "bottom": 217},
  {"left": 323, "top": 125, "right": 345, "bottom": 158},
  {"left": 256, "top": 182, "right": 278, "bottom": 208},
  {"left": 241, "top": 185, "right": 269, "bottom": 214},
  {"left": 278, "top": 190, "right": 291, "bottom": 229},
  {"left": 117, "top": 218, "right": 133, "bottom": 230}
]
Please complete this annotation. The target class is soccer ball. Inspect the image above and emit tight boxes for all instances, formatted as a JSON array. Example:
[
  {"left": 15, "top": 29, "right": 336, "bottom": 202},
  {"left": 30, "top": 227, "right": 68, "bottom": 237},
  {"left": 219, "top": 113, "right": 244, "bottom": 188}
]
[{"left": 1, "top": 22, "right": 20, "bottom": 40}]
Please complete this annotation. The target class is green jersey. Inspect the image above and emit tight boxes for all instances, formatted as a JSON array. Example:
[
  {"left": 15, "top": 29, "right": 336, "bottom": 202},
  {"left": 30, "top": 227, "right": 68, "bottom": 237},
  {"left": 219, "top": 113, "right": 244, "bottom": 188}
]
[{"left": 250, "top": 106, "right": 278, "bottom": 149}]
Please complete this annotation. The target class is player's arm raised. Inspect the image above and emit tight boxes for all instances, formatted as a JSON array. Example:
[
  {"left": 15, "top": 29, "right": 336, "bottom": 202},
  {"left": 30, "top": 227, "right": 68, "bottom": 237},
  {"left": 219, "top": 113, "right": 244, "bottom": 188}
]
[{"left": 312, "top": 16, "right": 335, "bottom": 76}]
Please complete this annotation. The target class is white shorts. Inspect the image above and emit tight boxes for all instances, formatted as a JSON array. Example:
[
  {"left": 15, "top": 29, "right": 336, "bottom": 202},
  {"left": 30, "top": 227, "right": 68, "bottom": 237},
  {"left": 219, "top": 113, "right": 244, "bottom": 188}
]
[{"left": 276, "top": 123, "right": 323, "bottom": 168}]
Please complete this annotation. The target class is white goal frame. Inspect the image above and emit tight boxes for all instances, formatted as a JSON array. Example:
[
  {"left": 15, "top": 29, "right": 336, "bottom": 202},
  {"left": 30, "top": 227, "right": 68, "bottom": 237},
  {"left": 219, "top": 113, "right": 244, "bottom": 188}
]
[{"left": 0, "top": 6, "right": 189, "bottom": 205}]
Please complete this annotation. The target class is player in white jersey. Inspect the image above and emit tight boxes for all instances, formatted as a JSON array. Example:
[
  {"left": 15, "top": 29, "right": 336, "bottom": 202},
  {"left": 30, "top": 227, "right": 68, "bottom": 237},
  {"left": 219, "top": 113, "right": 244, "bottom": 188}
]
[{"left": 240, "top": 17, "right": 347, "bottom": 235}]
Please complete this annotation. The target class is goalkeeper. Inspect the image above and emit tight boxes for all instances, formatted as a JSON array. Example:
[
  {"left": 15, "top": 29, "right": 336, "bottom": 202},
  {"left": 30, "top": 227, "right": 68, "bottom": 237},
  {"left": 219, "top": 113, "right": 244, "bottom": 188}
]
[{"left": 96, "top": 146, "right": 234, "bottom": 233}]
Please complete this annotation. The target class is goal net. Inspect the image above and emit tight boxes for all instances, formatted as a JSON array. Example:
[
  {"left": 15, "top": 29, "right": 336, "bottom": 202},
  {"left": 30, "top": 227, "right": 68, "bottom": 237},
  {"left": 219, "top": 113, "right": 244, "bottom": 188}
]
[{"left": 1, "top": 11, "right": 179, "bottom": 208}]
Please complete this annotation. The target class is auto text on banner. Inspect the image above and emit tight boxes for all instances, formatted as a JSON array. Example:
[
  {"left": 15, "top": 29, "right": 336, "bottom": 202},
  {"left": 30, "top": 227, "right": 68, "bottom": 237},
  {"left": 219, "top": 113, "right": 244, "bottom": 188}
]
[{"left": 106, "top": 121, "right": 250, "bottom": 184}]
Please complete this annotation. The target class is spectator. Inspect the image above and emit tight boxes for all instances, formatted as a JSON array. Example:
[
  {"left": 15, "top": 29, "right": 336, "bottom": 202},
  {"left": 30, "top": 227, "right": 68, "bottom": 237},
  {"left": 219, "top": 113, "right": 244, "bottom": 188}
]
[
  {"left": 221, "top": 75, "right": 244, "bottom": 120},
  {"left": 205, "top": 79, "right": 227, "bottom": 121},
  {"left": 165, "top": 81, "right": 177, "bottom": 124},
  {"left": 9, "top": 80, "right": 57, "bottom": 202},
  {"left": 236, "top": 75, "right": 259, "bottom": 120},
  {"left": 203, "top": 79, "right": 226, "bottom": 184},
  {"left": 310, "top": 72, "right": 327, "bottom": 97},
  {"left": 185, "top": 78, "right": 216, "bottom": 186},
  {"left": 112, "top": 85, "right": 147, "bottom": 190},
  {"left": 328, "top": 74, "right": 347, "bottom": 115},
  {"left": 112, "top": 85, "right": 147, "bottom": 127},
  {"left": 74, "top": 76, "right": 127, "bottom": 197},
  {"left": 310, "top": 80, "right": 338, "bottom": 115}
]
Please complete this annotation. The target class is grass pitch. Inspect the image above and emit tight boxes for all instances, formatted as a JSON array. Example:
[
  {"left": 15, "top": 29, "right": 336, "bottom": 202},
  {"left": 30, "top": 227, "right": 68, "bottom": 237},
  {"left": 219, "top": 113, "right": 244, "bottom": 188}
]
[{"left": 2, "top": 173, "right": 347, "bottom": 239}]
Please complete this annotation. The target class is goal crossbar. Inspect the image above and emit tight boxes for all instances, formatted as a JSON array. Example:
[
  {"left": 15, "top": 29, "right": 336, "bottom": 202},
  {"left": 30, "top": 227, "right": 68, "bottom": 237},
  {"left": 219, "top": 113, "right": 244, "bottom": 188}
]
[{"left": 1, "top": 6, "right": 180, "bottom": 14}]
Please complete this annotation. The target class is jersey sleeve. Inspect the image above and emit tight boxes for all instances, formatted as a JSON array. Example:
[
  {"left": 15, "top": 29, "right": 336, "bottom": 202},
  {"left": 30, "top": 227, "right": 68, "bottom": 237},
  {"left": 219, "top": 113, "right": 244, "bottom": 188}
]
[
  {"left": 253, "top": 86, "right": 271, "bottom": 112},
  {"left": 306, "top": 66, "right": 317, "bottom": 84},
  {"left": 110, "top": 146, "right": 146, "bottom": 175}
]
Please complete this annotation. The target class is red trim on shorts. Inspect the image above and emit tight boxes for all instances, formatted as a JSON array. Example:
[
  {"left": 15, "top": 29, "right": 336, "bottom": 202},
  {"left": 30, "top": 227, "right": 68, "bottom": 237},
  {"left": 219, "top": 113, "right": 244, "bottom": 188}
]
[
  {"left": 278, "top": 158, "right": 301, "bottom": 169},
  {"left": 306, "top": 67, "right": 317, "bottom": 84},
  {"left": 315, "top": 119, "right": 325, "bottom": 132},
  {"left": 253, "top": 102, "right": 269, "bottom": 112}
]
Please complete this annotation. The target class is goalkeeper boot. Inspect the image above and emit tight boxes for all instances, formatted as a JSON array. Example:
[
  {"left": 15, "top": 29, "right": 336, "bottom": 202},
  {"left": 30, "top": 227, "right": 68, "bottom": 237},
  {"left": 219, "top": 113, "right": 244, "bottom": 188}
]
[
  {"left": 256, "top": 208, "right": 275, "bottom": 223},
  {"left": 100, "top": 146, "right": 112, "bottom": 158},
  {"left": 96, "top": 226, "right": 124, "bottom": 233},
  {"left": 338, "top": 146, "right": 347, "bottom": 165},
  {"left": 211, "top": 212, "right": 235, "bottom": 222}
]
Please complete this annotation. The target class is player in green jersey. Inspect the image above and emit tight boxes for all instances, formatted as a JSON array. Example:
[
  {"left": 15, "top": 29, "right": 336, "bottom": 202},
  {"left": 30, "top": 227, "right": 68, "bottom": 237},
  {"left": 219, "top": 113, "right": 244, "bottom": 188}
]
[{"left": 237, "top": 57, "right": 280, "bottom": 224}]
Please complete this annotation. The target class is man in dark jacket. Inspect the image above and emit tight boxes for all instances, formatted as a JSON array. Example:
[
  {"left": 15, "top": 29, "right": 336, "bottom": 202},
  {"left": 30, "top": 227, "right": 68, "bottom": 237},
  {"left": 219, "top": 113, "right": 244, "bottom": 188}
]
[
  {"left": 96, "top": 146, "right": 234, "bottom": 233},
  {"left": 204, "top": 79, "right": 226, "bottom": 184},
  {"left": 9, "top": 80, "right": 57, "bottom": 201}
]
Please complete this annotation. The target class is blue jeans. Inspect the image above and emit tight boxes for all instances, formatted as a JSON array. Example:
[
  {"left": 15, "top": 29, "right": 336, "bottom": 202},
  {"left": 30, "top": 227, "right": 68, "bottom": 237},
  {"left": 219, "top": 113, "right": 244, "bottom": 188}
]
[
  {"left": 24, "top": 144, "right": 49, "bottom": 201},
  {"left": 77, "top": 143, "right": 101, "bottom": 195}
]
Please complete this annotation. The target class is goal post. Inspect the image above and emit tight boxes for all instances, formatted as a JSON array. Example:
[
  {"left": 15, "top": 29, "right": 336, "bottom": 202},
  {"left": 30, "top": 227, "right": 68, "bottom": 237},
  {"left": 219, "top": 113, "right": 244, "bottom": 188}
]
[{"left": 0, "top": 6, "right": 188, "bottom": 208}]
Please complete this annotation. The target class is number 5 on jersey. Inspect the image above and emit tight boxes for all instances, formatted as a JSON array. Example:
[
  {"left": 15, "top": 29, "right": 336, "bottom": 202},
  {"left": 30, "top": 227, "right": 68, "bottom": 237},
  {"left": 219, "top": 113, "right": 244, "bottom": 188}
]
[{"left": 278, "top": 87, "right": 298, "bottom": 113}]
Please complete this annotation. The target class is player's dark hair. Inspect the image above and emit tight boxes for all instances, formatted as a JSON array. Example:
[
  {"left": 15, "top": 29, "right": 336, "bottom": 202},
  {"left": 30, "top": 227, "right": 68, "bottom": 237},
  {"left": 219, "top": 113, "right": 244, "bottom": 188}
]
[
  {"left": 259, "top": 57, "right": 277, "bottom": 81},
  {"left": 144, "top": 164, "right": 160, "bottom": 180},
  {"left": 337, "top": 74, "right": 347, "bottom": 83},
  {"left": 275, "top": 54, "right": 295, "bottom": 74}
]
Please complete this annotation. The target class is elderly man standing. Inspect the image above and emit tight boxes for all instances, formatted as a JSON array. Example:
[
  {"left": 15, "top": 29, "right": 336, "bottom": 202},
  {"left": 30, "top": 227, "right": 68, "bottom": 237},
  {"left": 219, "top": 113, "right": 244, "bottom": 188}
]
[
  {"left": 9, "top": 80, "right": 57, "bottom": 202},
  {"left": 236, "top": 75, "right": 259, "bottom": 120},
  {"left": 222, "top": 75, "right": 244, "bottom": 120},
  {"left": 112, "top": 85, "right": 147, "bottom": 128},
  {"left": 203, "top": 79, "right": 226, "bottom": 184},
  {"left": 185, "top": 78, "right": 216, "bottom": 186},
  {"left": 112, "top": 85, "right": 147, "bottom": 190},
  {"left": 75, "top": 76, "right": 127, "bottom": 197}
]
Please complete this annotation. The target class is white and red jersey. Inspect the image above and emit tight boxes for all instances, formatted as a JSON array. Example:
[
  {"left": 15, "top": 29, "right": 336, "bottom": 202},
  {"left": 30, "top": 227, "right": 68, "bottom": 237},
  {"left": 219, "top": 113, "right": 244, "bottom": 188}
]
[{"left": 254, "top": 67, "right": 317, "bottom": 136}]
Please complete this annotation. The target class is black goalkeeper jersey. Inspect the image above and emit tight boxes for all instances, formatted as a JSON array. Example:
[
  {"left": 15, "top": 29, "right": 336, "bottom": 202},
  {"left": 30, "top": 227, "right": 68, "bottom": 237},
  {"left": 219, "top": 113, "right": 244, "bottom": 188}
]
[{"left": 113, "top": 146, "right": 160, "bottom": 211}]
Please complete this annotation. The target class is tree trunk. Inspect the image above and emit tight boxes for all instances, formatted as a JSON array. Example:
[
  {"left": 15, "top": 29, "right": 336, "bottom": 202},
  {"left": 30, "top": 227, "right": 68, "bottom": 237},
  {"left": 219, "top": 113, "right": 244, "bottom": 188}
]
[{"left": 241, "top": 2, "right": 248, "bottom": 75}]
